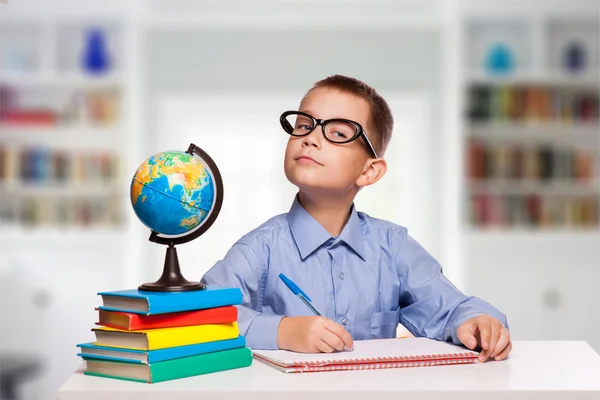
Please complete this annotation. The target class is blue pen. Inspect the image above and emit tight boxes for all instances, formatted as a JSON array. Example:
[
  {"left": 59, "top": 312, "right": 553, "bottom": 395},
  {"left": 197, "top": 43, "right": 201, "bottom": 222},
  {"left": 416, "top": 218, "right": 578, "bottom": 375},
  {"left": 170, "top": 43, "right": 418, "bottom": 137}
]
[{"left": 278, "top": 273, "right": 322, "bottom": 316}]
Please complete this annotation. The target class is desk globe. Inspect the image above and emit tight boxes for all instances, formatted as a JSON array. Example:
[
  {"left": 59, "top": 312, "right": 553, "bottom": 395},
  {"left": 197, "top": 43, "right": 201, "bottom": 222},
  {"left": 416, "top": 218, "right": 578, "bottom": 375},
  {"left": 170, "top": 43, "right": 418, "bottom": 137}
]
[{"left": 130, "top": 143, "right": 223, "bottom": 292}]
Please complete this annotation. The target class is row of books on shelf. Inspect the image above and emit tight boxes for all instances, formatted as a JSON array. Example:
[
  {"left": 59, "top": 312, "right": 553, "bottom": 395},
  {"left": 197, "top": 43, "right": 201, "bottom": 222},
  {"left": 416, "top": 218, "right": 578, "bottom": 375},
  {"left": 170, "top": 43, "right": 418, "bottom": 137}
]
[
  {"left": 0, "top": 85, "right": 120, "bottom": 127},
  {"left": 0, "top": 195, "right": 122, "bottom": 227},
  {"left": 78, "top": 287, "right": 252, "bottom": 383},
  {"left": 469, "top": 194, "right": 599, "bottom": 228},
  {"left": 467, "top": 139, "right": 596, "bottom": 181},
  {"left": 467, "top": 85, "right": 599, "bottom": 123},
  {"left": 0, "top": 145, "right": 119, "bottom": 183}
]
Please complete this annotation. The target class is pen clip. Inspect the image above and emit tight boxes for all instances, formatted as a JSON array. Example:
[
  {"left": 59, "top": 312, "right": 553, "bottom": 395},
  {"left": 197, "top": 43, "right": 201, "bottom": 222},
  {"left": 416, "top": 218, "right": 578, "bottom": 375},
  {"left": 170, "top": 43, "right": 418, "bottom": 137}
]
[{"left": 279, "top": 273, "right": 312, "bottom": 302}]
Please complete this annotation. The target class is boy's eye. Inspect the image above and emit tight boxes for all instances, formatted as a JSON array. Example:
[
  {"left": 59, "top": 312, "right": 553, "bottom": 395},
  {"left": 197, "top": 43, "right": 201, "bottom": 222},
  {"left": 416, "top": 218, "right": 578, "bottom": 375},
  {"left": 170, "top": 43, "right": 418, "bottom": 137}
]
[
  {"left": 296, "top": 124, "right": 313, "bottom": 131},
  {"left": 325, "top": 121, "right": 356, "bottom": 141},
  {"left": 292, "top": 115, "right": 315, "bottom": 132}
]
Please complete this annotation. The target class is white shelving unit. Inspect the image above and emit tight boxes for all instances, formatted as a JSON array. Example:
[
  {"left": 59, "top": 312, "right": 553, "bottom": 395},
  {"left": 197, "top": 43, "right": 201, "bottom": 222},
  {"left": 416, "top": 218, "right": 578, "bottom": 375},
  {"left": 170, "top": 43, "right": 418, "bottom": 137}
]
[
  {"left": 467, "top": 70, "right": 600, "bottom": 87},
  {"left": 0, "top": 8, "right": 140, "bottom": 400},
  {"left": 0, "top": 18, "right": 127, "bottom": 246},
  {"left": 458, "top": 1, "right": 600, "bottom": 354},
  {"left": 462, "top": 11, "right": 600, "bottom": 232}
]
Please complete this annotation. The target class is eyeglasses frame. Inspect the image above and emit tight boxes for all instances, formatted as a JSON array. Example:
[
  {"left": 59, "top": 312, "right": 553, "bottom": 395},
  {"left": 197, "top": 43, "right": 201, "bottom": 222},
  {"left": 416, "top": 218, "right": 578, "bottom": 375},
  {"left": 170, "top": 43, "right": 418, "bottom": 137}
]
[{"left": 279, "top": 110, "right": 378, "bottom": 159}]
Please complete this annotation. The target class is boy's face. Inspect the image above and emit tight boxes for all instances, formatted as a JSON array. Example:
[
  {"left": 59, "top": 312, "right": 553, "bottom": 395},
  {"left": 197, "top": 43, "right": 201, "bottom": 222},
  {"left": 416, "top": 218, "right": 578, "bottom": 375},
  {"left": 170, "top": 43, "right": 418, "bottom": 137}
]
[{"left": 284, "top": 87, "right": 374, "bottom": 194}]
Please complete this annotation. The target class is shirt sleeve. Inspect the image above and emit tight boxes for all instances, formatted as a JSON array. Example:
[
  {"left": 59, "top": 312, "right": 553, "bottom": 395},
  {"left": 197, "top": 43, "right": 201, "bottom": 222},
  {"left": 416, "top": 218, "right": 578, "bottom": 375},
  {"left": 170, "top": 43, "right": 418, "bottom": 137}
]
[
  {"left": 201, "top": 241, "right": 285, "bottom": 350},
  {"left": 393, "top": 230, "right": 509, "bottom": 345}
]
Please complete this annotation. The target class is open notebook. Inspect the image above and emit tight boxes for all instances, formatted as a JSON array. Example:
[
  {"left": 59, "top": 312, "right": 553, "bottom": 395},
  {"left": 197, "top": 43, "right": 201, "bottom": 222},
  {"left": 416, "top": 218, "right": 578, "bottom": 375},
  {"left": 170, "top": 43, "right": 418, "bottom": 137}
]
[{"left": 252, "top": 338, "right": 479, "bottom": 373}]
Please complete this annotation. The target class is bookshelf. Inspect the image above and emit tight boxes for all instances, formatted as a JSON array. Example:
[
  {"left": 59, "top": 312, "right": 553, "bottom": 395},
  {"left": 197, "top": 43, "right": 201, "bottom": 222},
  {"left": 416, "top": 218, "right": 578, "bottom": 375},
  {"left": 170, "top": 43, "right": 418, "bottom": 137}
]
[
  {"left": 0, "top": 18, "right": 127, "bottom": 242},
  {"left": 462, "top": 15, "right": 600, "bottom": 232},
  {"left": 458, "top": 3, "right": 600, "bottom": 355}
]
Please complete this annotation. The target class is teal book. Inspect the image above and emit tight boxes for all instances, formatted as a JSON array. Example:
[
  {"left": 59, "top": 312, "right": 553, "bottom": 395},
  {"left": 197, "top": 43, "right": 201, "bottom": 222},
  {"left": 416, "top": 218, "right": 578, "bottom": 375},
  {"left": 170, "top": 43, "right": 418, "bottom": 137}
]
[
  {"left": 97, "top": 286, "right": 242, "bottom": 315},
  {"left": 84, "top": 347, "right": 253, "bottom": 383},
  {"left": 77, "top": 336, "right": 246, "bottom": 364}
]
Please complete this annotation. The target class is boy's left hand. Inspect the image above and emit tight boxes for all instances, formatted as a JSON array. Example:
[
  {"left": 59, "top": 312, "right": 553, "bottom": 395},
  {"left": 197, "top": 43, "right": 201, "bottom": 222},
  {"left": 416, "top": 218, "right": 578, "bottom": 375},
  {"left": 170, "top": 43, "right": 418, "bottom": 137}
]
[{"left": 456, "top": 315, "right": 511, "bottom": 362}]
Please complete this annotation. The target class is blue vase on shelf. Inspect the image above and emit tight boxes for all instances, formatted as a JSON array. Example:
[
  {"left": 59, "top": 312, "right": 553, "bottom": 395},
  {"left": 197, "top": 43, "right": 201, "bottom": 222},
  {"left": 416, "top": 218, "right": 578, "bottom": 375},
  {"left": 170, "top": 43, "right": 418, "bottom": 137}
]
[
  {"left": 81, "top": 27, "right": 111, "bottom": 76},
  {"left": 484, "top": 42, "right": 515, "bottom": 76},
  {"left": 563, "top": 41, "right": 586, "bottom": 74}
]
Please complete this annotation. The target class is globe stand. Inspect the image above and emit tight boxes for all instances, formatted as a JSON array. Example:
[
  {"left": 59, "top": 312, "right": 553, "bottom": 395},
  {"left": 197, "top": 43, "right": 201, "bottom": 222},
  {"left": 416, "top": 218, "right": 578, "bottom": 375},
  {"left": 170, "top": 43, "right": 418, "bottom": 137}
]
[
  {"left": 138, "top": 243, "right": 205, "bottom": 292},
  {"left": 137, "top": 143, "right": 224, "bottom": 293}
]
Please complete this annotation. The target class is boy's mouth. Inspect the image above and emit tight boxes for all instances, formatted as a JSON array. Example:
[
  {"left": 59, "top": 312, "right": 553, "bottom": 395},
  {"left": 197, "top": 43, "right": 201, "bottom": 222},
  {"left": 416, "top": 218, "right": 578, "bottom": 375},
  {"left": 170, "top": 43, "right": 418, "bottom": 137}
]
[{"left": 295, "top": 155, "right": 323, "bottom": 166}]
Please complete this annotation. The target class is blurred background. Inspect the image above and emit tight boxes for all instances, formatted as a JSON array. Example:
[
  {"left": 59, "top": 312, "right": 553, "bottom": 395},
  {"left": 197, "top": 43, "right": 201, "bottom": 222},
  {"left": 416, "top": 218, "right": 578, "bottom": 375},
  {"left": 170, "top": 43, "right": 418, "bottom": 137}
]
[{"left": 0, "top": 0, "right": 598, "bottom": 398}]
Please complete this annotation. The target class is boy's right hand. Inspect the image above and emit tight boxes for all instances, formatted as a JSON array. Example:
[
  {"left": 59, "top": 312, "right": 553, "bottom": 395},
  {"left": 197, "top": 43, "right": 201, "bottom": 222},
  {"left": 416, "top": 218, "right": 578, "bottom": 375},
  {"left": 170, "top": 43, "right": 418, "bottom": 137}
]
[{"left": 277, "top": 316, "right": 354, "bottom": 353}]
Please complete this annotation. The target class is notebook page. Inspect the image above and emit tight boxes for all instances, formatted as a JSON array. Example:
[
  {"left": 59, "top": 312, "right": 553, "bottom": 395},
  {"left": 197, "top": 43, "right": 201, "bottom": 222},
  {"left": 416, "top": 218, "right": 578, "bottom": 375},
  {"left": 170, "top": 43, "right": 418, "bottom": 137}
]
[{"left": 252, "top": 338, "right": 478, "bottom": 366}]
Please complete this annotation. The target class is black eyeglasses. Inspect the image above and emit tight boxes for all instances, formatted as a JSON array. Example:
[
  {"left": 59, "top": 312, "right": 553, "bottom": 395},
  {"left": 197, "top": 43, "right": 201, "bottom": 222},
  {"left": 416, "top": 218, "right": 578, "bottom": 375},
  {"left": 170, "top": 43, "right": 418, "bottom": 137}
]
[{"left": 280, "top": 111, "right": 378, "bottom": 159}]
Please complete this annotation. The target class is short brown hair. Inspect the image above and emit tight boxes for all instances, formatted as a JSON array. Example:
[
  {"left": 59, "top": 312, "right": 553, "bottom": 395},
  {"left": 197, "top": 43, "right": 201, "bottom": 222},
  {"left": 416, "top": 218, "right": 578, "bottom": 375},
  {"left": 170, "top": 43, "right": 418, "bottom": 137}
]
[{"left": 301, "top": 74, "right": 394, "bottom": 156}]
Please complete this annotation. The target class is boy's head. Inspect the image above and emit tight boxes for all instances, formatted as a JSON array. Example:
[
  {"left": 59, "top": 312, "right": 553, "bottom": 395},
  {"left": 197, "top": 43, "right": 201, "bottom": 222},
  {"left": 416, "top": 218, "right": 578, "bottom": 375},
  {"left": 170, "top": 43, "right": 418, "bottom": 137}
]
[{"left": 282, "top": 74, "right": 393, "bottom": 197}]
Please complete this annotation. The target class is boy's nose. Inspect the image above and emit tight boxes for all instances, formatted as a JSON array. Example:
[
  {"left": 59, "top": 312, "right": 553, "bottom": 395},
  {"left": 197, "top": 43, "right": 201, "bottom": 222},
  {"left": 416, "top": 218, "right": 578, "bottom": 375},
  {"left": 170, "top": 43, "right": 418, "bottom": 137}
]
[{"left": 301, "top": 128, "right": 322, "bottom": 149}]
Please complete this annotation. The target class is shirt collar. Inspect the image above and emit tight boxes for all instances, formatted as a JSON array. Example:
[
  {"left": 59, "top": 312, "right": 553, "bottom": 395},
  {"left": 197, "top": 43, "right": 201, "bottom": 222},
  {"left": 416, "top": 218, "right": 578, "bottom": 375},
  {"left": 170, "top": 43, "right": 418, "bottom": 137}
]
[
  {"left": 339, "top": 203, "right": 367, "bottom": 261},
  {"left": 287, "top": 195, "right": 367, "bottom": 261}
]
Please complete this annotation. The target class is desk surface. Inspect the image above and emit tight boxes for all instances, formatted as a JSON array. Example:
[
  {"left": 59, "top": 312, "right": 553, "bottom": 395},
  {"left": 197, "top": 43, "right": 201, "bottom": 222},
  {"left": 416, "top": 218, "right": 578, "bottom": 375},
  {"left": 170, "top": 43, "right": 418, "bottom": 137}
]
[{"left": 58, "top": 341, "right": 600, "bottom": 400}]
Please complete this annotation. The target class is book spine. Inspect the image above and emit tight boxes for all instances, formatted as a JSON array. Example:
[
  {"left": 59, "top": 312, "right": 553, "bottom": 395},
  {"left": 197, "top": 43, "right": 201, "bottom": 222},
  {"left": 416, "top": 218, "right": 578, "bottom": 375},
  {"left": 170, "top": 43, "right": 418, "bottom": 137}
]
[
  {"left": 293, "top": 355, "right": 477, "bottom": 373},
  {"left": 128, "top": 306, "right": 238, "bottom": 330},
  {"left": 128, "top": 314, "right": 141, "bottom": 330}
]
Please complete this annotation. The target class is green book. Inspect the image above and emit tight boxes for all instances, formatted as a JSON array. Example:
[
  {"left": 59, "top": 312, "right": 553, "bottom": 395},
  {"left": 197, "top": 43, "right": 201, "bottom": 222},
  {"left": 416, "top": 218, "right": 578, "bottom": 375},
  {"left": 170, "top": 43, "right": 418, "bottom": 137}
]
[{"left": 84, "top": 347, "right": 252, "bottom": 383}]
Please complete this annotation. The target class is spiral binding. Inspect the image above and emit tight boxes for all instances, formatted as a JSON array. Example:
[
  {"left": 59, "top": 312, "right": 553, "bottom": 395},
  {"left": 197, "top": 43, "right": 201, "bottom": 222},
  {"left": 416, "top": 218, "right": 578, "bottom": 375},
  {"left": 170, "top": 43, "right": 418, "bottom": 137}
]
[{"left": 289, "top": 353, "right": 478, "bottom": 373}]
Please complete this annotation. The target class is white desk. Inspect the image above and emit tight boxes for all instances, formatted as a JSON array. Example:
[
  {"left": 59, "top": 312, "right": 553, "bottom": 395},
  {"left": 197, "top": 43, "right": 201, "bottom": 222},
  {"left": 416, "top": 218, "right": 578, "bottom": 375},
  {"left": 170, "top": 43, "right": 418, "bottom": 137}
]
[{"left": 58, "top": 341, "right": 600, "bottom": 400}]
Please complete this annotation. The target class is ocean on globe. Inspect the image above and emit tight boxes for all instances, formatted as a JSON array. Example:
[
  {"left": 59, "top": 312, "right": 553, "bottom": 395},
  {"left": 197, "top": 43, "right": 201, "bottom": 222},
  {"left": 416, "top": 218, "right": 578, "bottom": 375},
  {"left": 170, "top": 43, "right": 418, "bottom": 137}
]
[{"left": 130, "top": 150, "right": 215, "bottom": 236}]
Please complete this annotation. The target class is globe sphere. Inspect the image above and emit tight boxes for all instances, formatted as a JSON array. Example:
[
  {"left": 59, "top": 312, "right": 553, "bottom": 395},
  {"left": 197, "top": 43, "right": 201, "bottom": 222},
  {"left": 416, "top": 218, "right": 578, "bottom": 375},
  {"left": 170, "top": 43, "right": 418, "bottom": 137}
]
[{"left": 130, "top": 150, "right": 215, "bottom": 236}]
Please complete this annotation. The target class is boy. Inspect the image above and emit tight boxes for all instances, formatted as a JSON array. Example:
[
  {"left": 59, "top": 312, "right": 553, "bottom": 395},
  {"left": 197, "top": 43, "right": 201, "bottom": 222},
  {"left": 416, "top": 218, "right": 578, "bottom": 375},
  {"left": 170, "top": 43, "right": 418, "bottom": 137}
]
[{"left": 202, "top": 75, "right": 511, "bottom": 363}]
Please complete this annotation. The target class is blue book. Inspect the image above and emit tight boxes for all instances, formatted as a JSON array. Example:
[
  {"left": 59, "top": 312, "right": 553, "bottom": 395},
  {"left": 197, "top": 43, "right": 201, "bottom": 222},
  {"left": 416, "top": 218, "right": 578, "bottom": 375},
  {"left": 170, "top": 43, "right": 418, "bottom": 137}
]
[
  {"left": 97, "top": 286, "right": 242, "bottom": 315},
  {"left": 77, "top": 336, "right": 246, "bottom": 364}
]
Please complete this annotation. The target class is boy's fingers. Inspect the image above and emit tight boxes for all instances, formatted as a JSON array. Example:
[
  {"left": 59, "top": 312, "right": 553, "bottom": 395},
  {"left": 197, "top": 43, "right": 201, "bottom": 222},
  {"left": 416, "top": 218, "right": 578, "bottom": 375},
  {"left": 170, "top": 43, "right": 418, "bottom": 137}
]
[
  {"left": 340, "top": 329, "right": 354, "bottom": 350},
  {"left": 494, "top": 340, "right": 512, "bottom": 361},
  {"left": 478, "top": 319, "right": 492, "bottom": 350},
  {"left": 476, "top": 319, "right": 492, "bottom": 362},
  {"left": 456, "top": 323, "right": 477, "bottom": 349},
  {"left": 491, "top": 328, "right": 511, "bottom": 358},
  {"left": 340, "top": 330, "right": 354, "bottom": 350},
  {"left": 320, "top": 329, "right": 346, "bottom": 351},
  {"left": 316, "top": 339, "right": 335, "bottom": 354},
  {"left": 485, "top": 321, "right": 500, "bottom": 361},
  {"left": 324, "top": 320, "right": 354, "bottom": 350}
]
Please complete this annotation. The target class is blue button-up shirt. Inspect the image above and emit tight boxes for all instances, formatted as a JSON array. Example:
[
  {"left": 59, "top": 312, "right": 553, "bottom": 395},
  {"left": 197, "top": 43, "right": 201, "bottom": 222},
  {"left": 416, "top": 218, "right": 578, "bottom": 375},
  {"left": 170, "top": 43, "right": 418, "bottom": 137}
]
[{"left": 202, "top": 197, "right": 508, "bottom": 350}]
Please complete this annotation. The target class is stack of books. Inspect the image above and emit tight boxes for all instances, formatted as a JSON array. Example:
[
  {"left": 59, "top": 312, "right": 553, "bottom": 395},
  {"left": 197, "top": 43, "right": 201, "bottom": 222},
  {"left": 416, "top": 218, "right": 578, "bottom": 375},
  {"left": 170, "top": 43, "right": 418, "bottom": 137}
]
[{"left": 76, "top": 286, "right": 252, "bottom": 383}]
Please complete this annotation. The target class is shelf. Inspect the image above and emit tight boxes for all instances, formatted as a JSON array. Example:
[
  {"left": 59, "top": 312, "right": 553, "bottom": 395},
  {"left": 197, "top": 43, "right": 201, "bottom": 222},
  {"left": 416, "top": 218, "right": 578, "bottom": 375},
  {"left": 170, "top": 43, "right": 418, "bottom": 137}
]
[
  {"left": 468, "top": 180, "right": 599, "bottom": 195},
  {"left": 0, "top": 182, "right": 124, "bottom": 196},
  {"left": 0, "top": 72, "right": 123, "bottom": 88},
  {"left": 467, "top": 70, "right": 600, "bottom": 87},
  {"left": 0, "top": 226, "right": 127, "bottom": 248},
  {"left": 0, "top": 127, "right": 122, "bottom": 149},
  {"left": 468, "top": 122, "right": 600, "bottom": 144}
]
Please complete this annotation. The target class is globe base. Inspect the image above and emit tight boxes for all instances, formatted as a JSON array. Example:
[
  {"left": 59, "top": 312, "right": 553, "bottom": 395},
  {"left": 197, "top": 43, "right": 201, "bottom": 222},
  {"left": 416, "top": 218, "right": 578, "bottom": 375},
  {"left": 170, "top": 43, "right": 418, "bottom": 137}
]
[
  {"left": 138, "top": 244, "right": 206, "bottom": 292},
  {"left": 138, "top": 280, "right": 205, "bottom": 292}
]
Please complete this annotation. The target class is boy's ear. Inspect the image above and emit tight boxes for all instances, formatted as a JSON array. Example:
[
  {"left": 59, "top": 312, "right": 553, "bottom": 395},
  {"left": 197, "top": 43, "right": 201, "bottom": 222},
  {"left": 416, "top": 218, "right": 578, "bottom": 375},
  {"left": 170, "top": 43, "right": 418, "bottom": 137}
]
[{"left": 356, "top": 158, "right": 387, "bottom": 188}]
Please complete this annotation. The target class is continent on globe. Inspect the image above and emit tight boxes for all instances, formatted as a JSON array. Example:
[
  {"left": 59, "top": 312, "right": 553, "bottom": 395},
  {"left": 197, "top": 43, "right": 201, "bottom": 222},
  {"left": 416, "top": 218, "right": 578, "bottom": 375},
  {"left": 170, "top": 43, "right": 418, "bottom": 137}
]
[{"left": 131, "top": 150, "right": 215, "bottom": 235}]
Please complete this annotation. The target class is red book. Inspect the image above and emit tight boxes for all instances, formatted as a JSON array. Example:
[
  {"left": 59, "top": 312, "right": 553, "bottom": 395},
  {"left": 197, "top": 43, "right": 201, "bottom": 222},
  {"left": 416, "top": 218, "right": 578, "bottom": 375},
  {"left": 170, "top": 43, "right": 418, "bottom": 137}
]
[
  {"left": 467, "top": 138, "right": 485, "bottom": 180},
  {"left": 96, "top": 306, "right": 238, "bottom": 330},
  {"left": 1, "top": 110, "right": 57, "bottom": 126}
]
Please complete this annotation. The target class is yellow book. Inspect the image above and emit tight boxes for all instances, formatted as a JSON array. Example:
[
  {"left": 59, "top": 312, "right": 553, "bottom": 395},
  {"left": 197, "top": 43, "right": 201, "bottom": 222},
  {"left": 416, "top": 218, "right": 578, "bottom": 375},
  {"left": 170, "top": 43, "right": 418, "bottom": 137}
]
[{"left": 92, "top": 322, "right": 239, "bottom": 350}]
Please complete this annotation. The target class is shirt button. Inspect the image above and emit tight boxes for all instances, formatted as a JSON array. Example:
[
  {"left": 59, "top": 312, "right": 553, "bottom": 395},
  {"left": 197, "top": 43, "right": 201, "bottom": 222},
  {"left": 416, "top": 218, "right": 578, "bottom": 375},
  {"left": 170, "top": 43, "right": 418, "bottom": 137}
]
[
  {"left": 338, "top": 272, "right": 345, "bottom": 280},
  {"left": 341, "top": 317, "right": 349, "bottom": 325}
]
